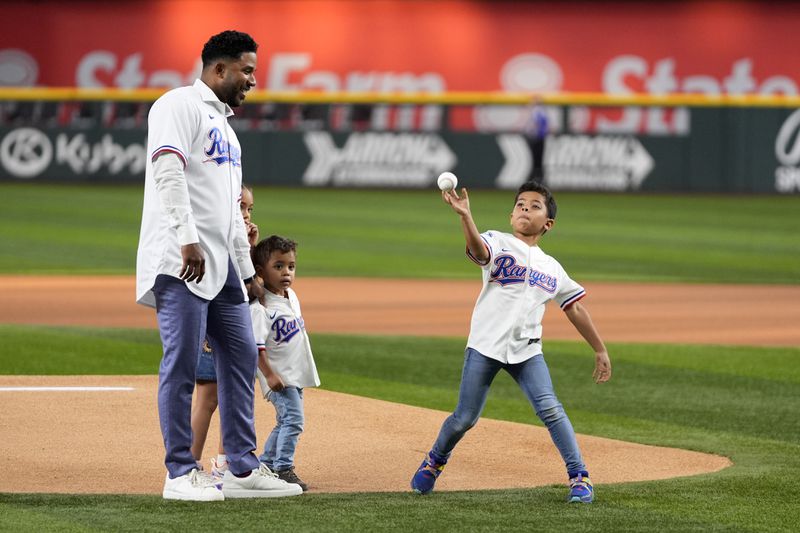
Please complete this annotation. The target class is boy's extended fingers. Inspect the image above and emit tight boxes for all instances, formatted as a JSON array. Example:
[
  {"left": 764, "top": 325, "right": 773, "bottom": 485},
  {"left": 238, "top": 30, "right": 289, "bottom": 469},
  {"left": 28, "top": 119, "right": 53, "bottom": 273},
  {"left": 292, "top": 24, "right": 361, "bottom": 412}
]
[{"left": 442, "top": 190, "right": 457, "bottom": 205}]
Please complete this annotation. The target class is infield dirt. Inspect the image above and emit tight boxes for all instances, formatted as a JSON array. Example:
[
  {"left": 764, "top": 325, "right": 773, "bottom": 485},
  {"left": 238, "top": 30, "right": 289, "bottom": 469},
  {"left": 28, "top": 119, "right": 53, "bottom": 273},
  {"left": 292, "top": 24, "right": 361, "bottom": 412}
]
[{"left": 4, "top": 275, "right": 794, "bottom": 494}]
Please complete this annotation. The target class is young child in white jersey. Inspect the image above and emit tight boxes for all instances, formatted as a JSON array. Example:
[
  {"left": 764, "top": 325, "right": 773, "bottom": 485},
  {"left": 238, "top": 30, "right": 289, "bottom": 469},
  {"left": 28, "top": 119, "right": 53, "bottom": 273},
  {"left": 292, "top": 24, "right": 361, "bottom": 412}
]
[
  {"left": 250, "top": 235, "right": 320, "bottom": 491},
  {"left": 410, "top": 181, "right": 612, "bottom": 503},
  {"left": 190, "top": 184, "right": 259, "bottom": 476}
]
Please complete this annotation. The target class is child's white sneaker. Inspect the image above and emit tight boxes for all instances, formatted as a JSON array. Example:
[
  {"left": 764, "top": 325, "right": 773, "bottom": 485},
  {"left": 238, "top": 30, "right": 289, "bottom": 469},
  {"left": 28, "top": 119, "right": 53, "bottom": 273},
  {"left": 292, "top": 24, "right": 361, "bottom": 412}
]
[
  {"left": 221, "top": 463, "right": 303, "bottom": 498},
  {"left": 162, "top": 468, "right": 224, "bottom": 501},
  {"left": 210, "top": 457, "right": 229, "bottom": 479}
]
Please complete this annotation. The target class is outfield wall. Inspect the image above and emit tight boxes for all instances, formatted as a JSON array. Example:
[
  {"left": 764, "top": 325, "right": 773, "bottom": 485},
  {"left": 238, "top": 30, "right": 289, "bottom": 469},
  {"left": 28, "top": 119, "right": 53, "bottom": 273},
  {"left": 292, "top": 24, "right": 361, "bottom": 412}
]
[
  {"left": 3, "top": 0, "right": 800, "bottom": 192},
  {"left": 1, "top": 102, "right": 799, "bottom": 193}
]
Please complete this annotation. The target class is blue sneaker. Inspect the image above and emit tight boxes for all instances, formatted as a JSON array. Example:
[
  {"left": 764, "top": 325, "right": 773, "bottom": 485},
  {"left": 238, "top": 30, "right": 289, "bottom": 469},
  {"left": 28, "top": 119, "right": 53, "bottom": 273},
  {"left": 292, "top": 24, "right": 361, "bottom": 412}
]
[
  {"left": 567, "top": 472, "right": 593, "bottom": 503},
  {"left": 411, "top": 452, "right": 447, "bottom": 494}
]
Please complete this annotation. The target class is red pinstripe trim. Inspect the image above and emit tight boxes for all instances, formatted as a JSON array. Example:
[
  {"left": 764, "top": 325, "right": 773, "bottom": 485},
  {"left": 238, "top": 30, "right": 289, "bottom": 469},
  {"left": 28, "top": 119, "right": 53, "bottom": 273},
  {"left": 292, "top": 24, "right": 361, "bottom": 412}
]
[
  {"left": 466, "top": 236, "right": 492, "bottom": 266},
  {"left": 561, "top": 291, "right": 586, "bottom": 310},
  {"left": 151, "top": 146, "right": 187, "bottom": 167}
]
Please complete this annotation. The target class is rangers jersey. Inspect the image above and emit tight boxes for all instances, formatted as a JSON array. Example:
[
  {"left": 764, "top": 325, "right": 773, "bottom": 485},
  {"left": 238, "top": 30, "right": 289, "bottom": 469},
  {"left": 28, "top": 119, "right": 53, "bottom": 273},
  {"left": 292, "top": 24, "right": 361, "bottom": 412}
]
[
  {"left": 466, "top": 230, "right": 586, "bottom": 364},
  {"left": 250, "top": 288, "right": 320, "bottom": 392},
  {"left": 136, "top": 79, "right": 254, "bottom": 307}
]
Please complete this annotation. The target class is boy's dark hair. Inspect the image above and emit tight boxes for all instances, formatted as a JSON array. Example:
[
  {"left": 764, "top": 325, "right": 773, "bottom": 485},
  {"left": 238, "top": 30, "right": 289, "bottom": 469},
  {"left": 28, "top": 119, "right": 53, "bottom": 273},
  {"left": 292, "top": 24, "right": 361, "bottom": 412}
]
[
  {"left": 202, "top": 30, "right": 259, "bottom": 67},
  {"left": 252, "top": 235, "right": 297, "bottom": 268},
  {"left": 515, "top": 181, "right": 557, "bottom": 220}
]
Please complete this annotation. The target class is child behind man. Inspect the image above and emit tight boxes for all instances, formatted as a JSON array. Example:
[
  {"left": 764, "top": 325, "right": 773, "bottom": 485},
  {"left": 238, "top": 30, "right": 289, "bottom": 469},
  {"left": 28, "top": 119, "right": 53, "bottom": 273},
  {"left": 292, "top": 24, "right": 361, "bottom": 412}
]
[
  {"left": 250, "top": 235, "right": 320, "bottom": 491},
  {"left": 190, "top": 184, "right": 259, "bottom": 476}
]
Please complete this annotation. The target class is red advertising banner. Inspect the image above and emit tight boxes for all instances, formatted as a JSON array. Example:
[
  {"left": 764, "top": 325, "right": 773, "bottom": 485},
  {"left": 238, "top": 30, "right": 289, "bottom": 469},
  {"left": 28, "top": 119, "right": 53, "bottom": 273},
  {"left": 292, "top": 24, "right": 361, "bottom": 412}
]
[{"left": 2, "top": 0, "right": 800, "bottom": 99}]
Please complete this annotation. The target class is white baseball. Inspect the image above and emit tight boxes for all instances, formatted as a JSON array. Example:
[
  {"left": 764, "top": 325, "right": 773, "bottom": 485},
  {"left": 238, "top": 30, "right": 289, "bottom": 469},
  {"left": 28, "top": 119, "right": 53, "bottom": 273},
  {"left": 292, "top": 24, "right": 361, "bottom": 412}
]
[{"left": 437, "top": 171, "right": 458, "bottom": 191}]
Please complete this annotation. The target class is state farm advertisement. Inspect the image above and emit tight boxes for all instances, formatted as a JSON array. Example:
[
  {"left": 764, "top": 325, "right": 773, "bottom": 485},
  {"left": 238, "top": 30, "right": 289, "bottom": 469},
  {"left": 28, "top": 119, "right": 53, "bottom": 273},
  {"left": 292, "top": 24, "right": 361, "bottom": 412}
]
[{"left": 2, "top": 0, "right": 800, "bottom": 100}]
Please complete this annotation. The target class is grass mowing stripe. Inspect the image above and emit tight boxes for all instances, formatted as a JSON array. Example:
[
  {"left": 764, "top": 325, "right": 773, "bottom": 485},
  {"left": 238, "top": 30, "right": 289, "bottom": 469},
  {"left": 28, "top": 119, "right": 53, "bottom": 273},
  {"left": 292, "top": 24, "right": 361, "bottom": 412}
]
[
  {"left": 0, "top": 325, "right": 161, "bottom": 375},
  {"left": 0, "top": 481, "right": 790, "bottom": 533},
  {"left": 1, "top": 184, "right": 798, "bottom": 283}
]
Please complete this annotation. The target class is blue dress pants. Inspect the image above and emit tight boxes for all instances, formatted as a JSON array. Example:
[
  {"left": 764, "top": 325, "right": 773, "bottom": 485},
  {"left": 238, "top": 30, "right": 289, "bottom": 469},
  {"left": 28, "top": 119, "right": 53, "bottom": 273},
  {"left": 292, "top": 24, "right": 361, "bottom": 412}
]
[{"left": 152, "top": 259, "right": 260, "bottom": 478}]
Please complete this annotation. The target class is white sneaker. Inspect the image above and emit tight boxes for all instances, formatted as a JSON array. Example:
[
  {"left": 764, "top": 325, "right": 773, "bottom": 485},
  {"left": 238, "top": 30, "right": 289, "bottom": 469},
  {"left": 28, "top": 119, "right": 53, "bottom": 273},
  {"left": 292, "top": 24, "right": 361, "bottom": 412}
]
[
  {"left": 221, "top": 463, "right": 303, "bottom": 498},
  {"left": 163, "top": 468, "right": 224, "bottom": 501},
  {"left": 210, "top": 457, "right": 229, "bottom": 479}
]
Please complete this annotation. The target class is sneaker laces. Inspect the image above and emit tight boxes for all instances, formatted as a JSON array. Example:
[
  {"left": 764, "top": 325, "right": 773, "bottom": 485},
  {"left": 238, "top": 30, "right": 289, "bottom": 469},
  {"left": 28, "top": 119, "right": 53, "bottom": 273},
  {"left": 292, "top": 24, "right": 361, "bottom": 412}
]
[
  {"left": 255, "top": 463, "right": 281, "bottom": 479},
  {"left": 189, "top": 468, "right": 220, "bottom": 488}
]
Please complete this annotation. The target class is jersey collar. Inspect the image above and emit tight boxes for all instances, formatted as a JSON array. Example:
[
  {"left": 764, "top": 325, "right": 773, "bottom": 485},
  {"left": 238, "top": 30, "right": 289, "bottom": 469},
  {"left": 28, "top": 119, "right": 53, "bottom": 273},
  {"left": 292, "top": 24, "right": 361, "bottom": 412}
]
[
  {"left": 265, "top": 289, "right": 291, "bottom": 303},
  {"left": 193, "top": 79, "right": 234, "bottom": 117}
]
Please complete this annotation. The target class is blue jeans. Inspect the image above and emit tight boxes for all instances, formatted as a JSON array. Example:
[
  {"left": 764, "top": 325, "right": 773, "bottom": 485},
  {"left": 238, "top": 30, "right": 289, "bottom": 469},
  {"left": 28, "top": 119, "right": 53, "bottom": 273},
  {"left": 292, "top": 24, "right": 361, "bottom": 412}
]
[
  {"left": 195, "top": 344, "right": 217, "bottom": 382},
  {"left": 152, "top": 258, "right": 260, "bottom": 478},
  {"left": 432, "top": 348, "right": 586, "bottom": 477},
  {"left": 259, "top": 387, "right": 304, "bottom": 471}
]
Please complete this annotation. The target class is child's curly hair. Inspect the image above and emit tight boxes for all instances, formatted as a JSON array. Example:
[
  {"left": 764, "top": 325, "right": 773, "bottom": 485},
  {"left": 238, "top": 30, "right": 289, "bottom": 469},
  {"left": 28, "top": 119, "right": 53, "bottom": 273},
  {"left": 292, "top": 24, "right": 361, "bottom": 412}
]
[{"left": 252, "top": 235, "right": 297, "bottom": 268}]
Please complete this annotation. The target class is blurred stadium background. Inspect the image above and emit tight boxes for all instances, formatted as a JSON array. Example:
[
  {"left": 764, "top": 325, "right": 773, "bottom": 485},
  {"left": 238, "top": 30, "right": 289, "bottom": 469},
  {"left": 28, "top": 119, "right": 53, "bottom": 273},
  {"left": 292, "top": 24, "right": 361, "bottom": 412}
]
[{"left": 2, "top": 0, "right": 800, "bottom": 194}]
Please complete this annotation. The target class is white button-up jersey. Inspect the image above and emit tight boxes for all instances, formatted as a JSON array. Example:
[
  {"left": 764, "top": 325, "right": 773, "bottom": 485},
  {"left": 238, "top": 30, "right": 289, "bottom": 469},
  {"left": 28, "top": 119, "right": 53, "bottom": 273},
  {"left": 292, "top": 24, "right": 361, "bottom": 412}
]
[
  {"left": 466, "top": 230, "right": 586, "bottom": 364},
  {"left": 251, "top": 288, "right": 320, "bottom": 390},
  {"left": 136, "top": 79, "right": 255, "bottom": 307}
]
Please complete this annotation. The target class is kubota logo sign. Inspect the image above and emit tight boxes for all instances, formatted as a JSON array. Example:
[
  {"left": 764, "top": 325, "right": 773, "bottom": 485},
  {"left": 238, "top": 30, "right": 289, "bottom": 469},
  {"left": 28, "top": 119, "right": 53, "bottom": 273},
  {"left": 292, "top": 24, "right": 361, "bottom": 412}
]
[
  {"left": 0, "top": 128, "right": 146, "bottom": 179},
  {"left": 0, "top": 128, "right": 52, "bottom": 178}
]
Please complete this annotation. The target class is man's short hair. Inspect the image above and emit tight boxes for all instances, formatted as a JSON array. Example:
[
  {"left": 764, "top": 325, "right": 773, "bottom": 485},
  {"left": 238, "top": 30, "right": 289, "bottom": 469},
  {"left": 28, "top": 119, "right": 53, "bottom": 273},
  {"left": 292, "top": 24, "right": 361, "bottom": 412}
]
[{"left": 201, "top": 30, "right": 259, "bottom": 67}]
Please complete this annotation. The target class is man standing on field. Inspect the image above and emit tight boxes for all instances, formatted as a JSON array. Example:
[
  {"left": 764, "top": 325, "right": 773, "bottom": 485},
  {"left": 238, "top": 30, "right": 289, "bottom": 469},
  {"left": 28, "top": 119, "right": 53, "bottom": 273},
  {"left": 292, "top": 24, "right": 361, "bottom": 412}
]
[{"left": 136, "top": 30, "right": 301, "bottom": 501}]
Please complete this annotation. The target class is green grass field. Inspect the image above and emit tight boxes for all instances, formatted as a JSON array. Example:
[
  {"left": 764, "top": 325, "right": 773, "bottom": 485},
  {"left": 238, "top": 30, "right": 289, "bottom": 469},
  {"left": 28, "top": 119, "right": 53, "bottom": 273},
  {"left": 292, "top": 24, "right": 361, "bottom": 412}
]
[
  {"left": 1, "top": 184, "right": 798, "bottom": 532},
  {"left": 0, "top": 326, "right": 797, "bottom": 532},
  {"left": 1, "top": 184, "right": 798, "bottom": 282}
]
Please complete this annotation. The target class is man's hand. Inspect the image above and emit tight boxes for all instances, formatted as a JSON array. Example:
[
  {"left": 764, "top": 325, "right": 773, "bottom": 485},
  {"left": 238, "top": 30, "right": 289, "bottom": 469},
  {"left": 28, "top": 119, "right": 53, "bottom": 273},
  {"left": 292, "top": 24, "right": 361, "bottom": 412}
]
[
  {"left": 246, "top": 277, "right": 265, "bottom": 302},
  {"left": 180, "top": 243, "right": 205, "bottom": 283},
  {"left": 593, "top": 351, "right": 612, "bottom": 383}
]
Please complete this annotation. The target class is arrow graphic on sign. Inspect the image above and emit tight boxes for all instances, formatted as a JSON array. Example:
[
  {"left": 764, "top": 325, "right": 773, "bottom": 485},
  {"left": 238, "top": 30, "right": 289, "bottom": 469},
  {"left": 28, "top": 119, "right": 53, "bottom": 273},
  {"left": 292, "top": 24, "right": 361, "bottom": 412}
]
[
  {"left": 495, "top": 134, "right": 532, "bottom": 189},
  {"left": 495, "top": 134, "right": 655, "bottom": 190},
  {"left": 626, "top": 137, "right": 654, "bottom": 188},
  {"left": 303, "top": 132, "right": 456, "bottom": 187}
]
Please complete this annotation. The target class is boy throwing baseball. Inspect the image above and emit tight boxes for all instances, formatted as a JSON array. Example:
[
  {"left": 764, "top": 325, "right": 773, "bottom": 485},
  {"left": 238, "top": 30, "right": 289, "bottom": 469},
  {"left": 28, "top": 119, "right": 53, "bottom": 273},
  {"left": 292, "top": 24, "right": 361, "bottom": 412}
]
[{"left": 410, "top": 181, "right": 611, "bottom": 503}]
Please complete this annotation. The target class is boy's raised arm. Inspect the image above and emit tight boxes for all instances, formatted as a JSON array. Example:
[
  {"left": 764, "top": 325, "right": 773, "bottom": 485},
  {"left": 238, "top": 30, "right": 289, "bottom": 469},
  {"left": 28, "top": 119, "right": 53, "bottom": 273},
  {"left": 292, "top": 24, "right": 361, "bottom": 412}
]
[{"left": 442, "top": 188, "right": 490, "bottom": 264}]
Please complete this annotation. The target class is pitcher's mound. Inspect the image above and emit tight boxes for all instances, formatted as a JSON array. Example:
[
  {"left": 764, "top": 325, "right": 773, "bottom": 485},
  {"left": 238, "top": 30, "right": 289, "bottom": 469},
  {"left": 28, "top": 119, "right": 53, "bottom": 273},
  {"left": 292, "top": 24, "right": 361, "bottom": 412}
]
[{"left": 0, "top": 376, "right": 731, "bottom": 494}]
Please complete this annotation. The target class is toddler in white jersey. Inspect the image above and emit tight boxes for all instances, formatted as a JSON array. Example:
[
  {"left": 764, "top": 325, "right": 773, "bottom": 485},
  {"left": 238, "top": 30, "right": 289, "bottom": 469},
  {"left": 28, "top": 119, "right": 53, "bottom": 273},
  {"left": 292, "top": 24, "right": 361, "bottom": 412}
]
[
  {"left": 250, "top": 235, "right": 320, "bottom": 491},
  {"left": 410, "top": 181, "right": 612, "bottom": 503}
]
